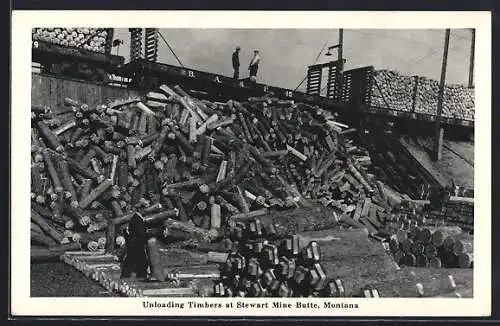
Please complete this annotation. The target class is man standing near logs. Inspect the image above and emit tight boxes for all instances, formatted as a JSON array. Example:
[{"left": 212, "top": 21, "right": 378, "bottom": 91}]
[
  {"left": 232, "top": 46, "right": 241, "bottom": 80},
  {"left": 248, "top": 50, "right": 261, "bottom": 82}
]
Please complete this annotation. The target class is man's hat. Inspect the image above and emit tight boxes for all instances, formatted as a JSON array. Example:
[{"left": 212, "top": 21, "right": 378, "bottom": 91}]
[{"left": 236, "top": 46, "right": 241, "bottom": 50}]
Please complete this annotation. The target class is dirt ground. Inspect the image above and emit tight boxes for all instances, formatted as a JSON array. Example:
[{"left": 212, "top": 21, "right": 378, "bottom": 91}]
[{"left": 31, "top": 262, "right": 116, "bottom": 297}]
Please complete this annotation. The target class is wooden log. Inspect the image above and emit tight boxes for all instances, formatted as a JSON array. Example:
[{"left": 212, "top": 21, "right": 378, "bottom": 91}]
[
  {"left": 79, "top": 179, "right": 113, "bottom": 209},
  {"left": 141, "top": 287, "right": 196, "bottom": 297},
  {"left": 31, "top": 209, "right": 65, "bottom": 244},
  {"left": 429, "top": 256, "right": 442, "bottom": 268},
  {"left": 158, "top": 248, "right": 210, "bottom": 267},
  {"left": 31, "top": 242, "right": 82, "bottom": 262},
  {"left": 452, "top": 240, "right": 473, "bottom": 256},
  {"left": 210, "top": 203, "right": 222, "bottom": 230},
  {"left": 417, "top": 228, "right": 432, "bottom": 244},
  {"left": 448, "top": 196, "right": 474, "bottom": 204},
  {"left": 207, "top": 251, "right": 229, "bottom": 264},
  {"left": 401, "top": 239, "right": 414, "bottom": 255},
  {"left": 162, "top": 218, "right": 220, "bottom": 243},
  {"left": 56, "top": 157, "right": 79, "bottom": 207},
  {"left": 72, "top": 231, "right": 107, "bottom": 251},
  {"left": 416, "top": 254, "right": 429, "bottom": 267},
  {"left": 143, "top": 209, "right": 179, "bottom": 226},
  {"left": 424, "top": 243, "right": 438, "bottom": 258},
  {"left": 431, "top": 226, "right": 463, "bottom": 247},
  {"left": 111, "top": 212, "right": 136, "bottom": 226},
  {"left": 31, "top": 231, "right": 58, "bottom": 247},
  {"left": 163, "top": 264, "right": 220, "bottom": 278},
  {"left": 41, "top": 148, "right": 63, "bottom": 193},
  {"left": 396, "top": 229, "right": 408, "bottom": 243},
  {"left": 66, "top": 157, "right": 104, "bottom": 183},
  {"left": 458, "top": 252, "right": 473, "bottom": 268},
  {"left": 31, "top": 221, "right": 45, "bottom": 235},
  {"left": 37, "top": 121, "right": 64, "bottom": 152},
  {"left": 230, "top": 208, "right": 269, "bottom": 221}
]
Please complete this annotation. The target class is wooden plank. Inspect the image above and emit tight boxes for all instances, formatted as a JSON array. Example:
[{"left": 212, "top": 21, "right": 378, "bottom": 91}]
[
  {"left": 360, "top": 198, "right": 372, "bottom": 217},
  {"left": 352, "top": 201, "right": 363, "bottom": 222},
  {"left": 367, "top": 205, "right": 382, "bottom": 229},
  {"left": 32, "top": 74, "right": 141, "bottom": 110},
  {"left": 32, "top": 75, "right": 51, "bottom": 107},
  {"left": 101, "top": 84, "right": 109, "bottom": 102}
]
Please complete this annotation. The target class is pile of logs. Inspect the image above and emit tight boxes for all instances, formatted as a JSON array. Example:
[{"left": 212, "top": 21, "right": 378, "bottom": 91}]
[
  {"left": 413, "top": 76, "right": 440, "bottom": 116},
  {"left": 427, "top": 199, "right": 474, "bottom": 232},
  {"left": 443, "top": 85, "right": 475, "bottom": 121},
  {"left": 370, "top": 70, "right": 474, "bottom": 121},
  {"left": 387, "top": 225, "right": 473, "bottom": 269},
  {"left": 32, "top": 28, "right": 109, "bottom": 53},
  {"left": 214, "top": 221, "right": 394, "bottom": 297},
  {"left": 61, "top": 244, "right": 227, "bottom": 297},
  {"left": 30, "top": 80, "right": 474, "bottom": 298},
  {"left": 31, "top": 83, "right": 391, "bottom": 259},
  {"left": 372, "top": 70, "right": 415, "bottom": 112}
]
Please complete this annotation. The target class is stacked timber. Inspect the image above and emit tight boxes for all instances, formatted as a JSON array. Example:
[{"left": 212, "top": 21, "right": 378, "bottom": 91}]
[
  {"left": 213, "top": 222, "right": 396, "bottom": 297},
  {"left": 427, "top": 197, "right": 474, "bottom": 232},
  {"left": 32, "top": 28, "right": 109, "bottom": 53},
  {"left": 370, "top": 69, "right": 474, "bottom": 121},
  {"left": 61, "top": 244, "right": 227, "bottom": 297},
  {"left": 386, "top": 225, "right": 473, "bottom": 269},
  {"left": 442, "top": 84, "right": 475, "bottom": 121},
  {"left": 31, "top": 83, "right": 396, "bottom": 260},
  {"left": 371, "top": 70, "right": 415, "bottom": 112}
]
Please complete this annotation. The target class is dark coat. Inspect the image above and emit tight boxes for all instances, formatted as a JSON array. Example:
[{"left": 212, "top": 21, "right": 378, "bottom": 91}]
[{"left": 232, "top": 51, "right": 240, "bottom": 68}]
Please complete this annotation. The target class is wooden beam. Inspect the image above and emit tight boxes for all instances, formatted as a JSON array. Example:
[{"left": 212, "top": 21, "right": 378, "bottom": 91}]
[{"left": 433, "top": 29, "right": 450, "bottom": 161}]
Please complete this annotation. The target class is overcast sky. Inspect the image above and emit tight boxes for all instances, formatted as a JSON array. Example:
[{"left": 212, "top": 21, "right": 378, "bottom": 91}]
[{"left": 113, "top": 29, "right": 473, "bottom": 92}]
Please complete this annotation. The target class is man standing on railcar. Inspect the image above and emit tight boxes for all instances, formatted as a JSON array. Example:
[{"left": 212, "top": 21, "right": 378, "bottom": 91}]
[
  {"left": 248, "top": 50, "right": 261, "bottom": 82},
  {"left": 232, "top": 46, "right": 241, "bottom": 80}
]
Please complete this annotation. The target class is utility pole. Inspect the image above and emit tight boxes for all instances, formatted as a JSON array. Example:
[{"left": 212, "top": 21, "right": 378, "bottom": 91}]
[
  {"left": 468, "top": 29, "right": 475, "bottom": 88},
  {"left": 338, "top": 29, "right": 344, "bottom": 70},
  {"left": 336, "top": 29, "right": 344, "bottom": 100},
  {"left": 433, "top": 29, "right": 450, "bottom": 161}
]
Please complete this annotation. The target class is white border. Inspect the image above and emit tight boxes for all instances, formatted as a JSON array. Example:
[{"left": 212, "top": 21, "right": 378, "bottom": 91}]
[{"left": 11, "top": 10, "right": 491, "bottom": 317}]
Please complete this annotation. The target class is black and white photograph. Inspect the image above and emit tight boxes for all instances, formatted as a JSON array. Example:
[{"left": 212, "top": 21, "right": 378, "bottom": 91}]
[{"left": 11, "top": 11, "right": 491, "bottom": 317}]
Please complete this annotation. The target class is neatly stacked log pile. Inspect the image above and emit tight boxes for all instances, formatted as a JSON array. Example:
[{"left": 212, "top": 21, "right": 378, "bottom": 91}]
[
  {"left": 442, "top": 201, "right": 474, "bottom": 226},
  {"left": 32, "top": 28, "right": 109, "bottom": 53},
  {"left": 370, "top": 70, "right": 474, "bottom": 121},
  {"left": 427, "top": 199, "right": 474, "bottom": 232},
  {"left": 387, "top": 225, "right": 473, "bottom": 269},
  {"left": 413, "top": 76, "right": 440, "bottom": 116},
  {"left": 443, "top": 84, "right": 475, "bottom": 121},
  {"left": 213, "top": 223, "right": 395, "bottom": 297},
  {"left": 371, "top": 70, "right": 415, "bottom": 112},
  {"left": 31, "top": 83, "right": 390, "bottom": 259},
  {"left": 61, "top": 247, "right": 226, "bottom": 297}
]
